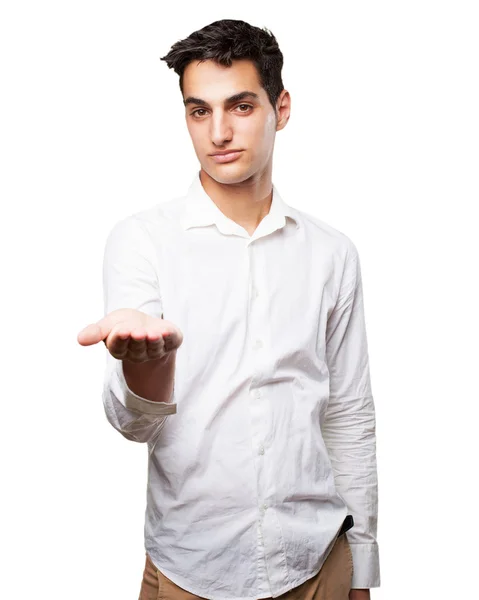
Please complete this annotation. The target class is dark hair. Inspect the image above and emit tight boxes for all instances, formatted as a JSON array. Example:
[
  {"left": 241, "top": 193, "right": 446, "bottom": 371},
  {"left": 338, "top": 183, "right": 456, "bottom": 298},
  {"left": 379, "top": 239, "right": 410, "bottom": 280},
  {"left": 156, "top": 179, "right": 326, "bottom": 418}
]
[{"left": 160, "top": 19, "right": 284, "bottom": 112}]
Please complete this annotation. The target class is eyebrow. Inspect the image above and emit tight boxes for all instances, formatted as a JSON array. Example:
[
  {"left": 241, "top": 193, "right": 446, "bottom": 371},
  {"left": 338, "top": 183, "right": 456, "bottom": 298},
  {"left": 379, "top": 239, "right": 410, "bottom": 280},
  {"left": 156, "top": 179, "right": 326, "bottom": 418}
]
[{"left": 183, "top": 90, "right": 260, "bottom": 108}]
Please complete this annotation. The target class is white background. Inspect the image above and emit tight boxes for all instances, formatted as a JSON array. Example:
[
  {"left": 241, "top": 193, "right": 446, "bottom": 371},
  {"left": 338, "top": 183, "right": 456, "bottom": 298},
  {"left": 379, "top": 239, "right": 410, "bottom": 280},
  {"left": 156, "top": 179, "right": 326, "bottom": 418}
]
[{"left": 1, "top": 1, "right": 478, "bottom": 598}]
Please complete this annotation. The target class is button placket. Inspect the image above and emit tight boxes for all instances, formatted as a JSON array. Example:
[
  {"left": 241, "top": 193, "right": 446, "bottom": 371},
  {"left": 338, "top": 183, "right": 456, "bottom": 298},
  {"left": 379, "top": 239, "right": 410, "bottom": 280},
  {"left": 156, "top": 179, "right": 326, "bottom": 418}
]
[{"left": 247, "top": 239, "right": 273, "bottom": 577}]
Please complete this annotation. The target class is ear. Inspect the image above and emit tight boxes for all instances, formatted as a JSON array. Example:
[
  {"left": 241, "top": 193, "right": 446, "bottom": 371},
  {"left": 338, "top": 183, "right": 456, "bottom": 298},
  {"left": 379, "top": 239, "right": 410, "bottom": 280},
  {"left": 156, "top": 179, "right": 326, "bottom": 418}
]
[{"left": 276, "top": 90, "right": 291, "bottom": 131}]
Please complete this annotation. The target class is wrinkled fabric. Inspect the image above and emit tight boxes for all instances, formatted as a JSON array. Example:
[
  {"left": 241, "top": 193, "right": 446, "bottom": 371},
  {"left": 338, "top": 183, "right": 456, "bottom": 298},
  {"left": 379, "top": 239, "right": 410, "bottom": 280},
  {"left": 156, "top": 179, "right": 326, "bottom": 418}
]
[
  {"left": 139, "top": 531, "right": 353, "bottom": 600},
  {"left": 102, "top": 171, "right": 380, "bottom": 599}
]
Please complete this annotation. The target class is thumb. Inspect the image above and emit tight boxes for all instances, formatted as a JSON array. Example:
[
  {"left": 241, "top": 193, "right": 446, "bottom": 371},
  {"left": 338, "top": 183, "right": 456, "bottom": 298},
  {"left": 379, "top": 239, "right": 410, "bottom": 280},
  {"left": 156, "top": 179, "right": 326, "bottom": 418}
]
[{"left": 77, "top": 320, "right": 110, "bottom": 347}]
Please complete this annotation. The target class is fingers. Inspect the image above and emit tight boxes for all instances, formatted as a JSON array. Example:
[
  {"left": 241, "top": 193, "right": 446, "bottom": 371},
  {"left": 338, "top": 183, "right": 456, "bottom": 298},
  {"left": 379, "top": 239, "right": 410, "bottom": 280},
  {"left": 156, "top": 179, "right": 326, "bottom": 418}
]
[
  {"left": 106, "top": 324, "right": 169, "bottom": 362},
  {"left": 128, "top": 328, "right": 161, "bottom": 362},
  {"left": 81, "top": 309, "right": 184, "bottom": 360},
  {"left": 78, "top": 310, "right": 138, "bottom": 348},
  {"left": 106, "top": 324, "right": 136, "bottom": 359},
  {"left": 144, "top": 330, "right": 169, "bottom": 359}
]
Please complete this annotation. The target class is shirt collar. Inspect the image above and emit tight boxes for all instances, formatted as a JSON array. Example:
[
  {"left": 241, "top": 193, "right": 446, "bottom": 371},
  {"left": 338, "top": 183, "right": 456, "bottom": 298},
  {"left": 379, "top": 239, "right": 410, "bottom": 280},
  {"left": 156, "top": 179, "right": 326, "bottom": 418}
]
[{"left": 179, "top": 171, "right": 299, "bottom": 238}]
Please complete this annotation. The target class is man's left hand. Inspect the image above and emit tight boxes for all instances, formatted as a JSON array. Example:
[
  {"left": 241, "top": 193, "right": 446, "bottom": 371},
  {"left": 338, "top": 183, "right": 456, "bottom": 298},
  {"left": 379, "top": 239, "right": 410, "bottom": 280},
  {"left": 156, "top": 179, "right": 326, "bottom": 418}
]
[{"left": 349, "top": 590, "right": 370, "bottom": 600}]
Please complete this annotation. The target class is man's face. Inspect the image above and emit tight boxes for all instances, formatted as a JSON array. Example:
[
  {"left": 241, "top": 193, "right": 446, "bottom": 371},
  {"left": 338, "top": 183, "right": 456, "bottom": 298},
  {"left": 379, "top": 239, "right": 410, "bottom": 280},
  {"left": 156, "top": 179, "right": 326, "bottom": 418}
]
[{"left": 182, "top": 59, "right": 285, "bottom": 185}]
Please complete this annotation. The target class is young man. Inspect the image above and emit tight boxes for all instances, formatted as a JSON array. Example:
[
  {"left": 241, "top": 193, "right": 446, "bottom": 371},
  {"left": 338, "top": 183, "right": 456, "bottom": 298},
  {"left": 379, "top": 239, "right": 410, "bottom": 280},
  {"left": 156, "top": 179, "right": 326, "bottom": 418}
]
[{"left": 78, "top": 19, "right": 380, "bottom": 600}]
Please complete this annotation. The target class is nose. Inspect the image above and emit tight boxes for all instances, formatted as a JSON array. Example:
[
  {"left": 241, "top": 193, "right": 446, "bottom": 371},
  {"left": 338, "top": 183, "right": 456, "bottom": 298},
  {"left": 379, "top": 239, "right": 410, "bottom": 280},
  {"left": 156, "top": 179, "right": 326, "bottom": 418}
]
[{"left": 210, "top": 112, "right": 233, "bottom": 147}]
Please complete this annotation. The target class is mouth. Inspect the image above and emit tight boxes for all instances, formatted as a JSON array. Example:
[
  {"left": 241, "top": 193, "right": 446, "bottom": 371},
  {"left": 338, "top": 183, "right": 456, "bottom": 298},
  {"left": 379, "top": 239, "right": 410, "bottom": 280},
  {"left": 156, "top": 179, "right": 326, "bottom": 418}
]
[{"left": 210, "top": 150, "right": 243, "bottom": 164}]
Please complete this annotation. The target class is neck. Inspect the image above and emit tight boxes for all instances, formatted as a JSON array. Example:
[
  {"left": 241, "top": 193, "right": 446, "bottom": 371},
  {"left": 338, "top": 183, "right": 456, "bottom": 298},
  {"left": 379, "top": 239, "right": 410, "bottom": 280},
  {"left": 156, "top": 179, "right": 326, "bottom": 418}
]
[{"left": 199, "top": 165, "right": 273, "bottom": 236}]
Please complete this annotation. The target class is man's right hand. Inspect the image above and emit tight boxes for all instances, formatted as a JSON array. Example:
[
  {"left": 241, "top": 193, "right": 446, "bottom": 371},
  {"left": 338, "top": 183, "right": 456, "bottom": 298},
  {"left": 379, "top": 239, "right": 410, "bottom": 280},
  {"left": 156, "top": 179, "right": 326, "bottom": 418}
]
[{"left": 77, "top": 308, "right": 184, "bottom": 363}]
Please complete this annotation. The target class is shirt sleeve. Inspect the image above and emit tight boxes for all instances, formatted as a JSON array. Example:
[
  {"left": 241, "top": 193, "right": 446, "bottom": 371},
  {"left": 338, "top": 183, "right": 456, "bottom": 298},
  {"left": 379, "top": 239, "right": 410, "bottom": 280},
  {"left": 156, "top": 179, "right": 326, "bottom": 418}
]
[
  {"left": 322, "top": 240, "right": 380, "bottom": 588},
  {"left": 101, "top": 215, "right": 177, "bottom": 448}
]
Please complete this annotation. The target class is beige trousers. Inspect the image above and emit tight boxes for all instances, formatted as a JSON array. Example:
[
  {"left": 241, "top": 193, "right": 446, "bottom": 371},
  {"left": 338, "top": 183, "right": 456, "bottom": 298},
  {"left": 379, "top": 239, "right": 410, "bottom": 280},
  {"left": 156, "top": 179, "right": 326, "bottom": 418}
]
[{"left": 139, "top": 532, "right": 353, "bottom": 600}]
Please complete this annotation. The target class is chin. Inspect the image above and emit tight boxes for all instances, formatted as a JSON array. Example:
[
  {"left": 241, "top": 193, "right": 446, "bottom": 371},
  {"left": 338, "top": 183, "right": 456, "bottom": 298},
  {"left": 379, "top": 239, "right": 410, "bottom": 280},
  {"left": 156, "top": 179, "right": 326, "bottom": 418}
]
[{"left": 202, "top": 163, "right": 254, "bottom": 186}]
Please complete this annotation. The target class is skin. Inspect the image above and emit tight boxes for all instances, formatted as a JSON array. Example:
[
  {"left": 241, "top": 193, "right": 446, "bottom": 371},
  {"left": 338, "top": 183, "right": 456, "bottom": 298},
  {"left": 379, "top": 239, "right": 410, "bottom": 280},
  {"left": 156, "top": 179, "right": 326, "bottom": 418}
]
[
  {"left": 349, "top": 590, "right": 371, "bottom": 600},
  {"left": 349, "top": 589, "right": 371, "bottom": 600},
  {"left": 182, "top": 58, "right": 291, "bottom": 235}
]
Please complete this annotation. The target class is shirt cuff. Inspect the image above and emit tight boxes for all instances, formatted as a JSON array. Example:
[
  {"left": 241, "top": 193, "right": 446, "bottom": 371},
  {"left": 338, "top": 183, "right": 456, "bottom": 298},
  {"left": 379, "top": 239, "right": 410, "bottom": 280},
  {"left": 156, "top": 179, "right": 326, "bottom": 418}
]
[
  {"left": 113, "top": 359, "right": 177, "bottom": 416},
  {"left": 348, "top": 539, "right": 381, "bottom": 588}
]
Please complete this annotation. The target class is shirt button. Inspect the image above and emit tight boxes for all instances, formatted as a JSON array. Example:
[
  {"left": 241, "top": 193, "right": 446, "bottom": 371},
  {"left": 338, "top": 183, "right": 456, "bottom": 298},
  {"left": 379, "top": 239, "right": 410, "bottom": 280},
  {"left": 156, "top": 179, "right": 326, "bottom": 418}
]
[
  {"left": 263, "top": 504, "right": 268, "bottom": 511},
  {"left": 253, "top": 389, "right": 261, "bottom": 399},
  {"left": 253, "top": 339, "right": 263, "bottom": 350},
  {"left": 259, "top": 445, "right": 265, "bottom": 455}
]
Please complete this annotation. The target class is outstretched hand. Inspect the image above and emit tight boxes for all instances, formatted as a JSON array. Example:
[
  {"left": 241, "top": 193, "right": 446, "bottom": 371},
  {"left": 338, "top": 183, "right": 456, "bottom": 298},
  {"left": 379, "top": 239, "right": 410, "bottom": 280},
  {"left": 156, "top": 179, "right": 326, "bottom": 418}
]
[{"left": 77, "top": 308, "right": 183, "bottom": 363}]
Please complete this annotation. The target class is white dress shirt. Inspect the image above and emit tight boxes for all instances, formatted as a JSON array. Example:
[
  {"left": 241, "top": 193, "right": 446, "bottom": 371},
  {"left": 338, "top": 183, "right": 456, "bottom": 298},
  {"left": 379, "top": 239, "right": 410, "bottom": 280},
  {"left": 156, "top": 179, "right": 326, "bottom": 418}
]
[{"left": 102, "top": 171, "right": 380, "bottom": 599}]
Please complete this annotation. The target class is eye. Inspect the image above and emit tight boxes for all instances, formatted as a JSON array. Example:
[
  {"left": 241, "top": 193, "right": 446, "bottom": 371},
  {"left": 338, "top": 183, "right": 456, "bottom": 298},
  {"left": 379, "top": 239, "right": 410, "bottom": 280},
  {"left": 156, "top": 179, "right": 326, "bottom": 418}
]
[
  {"left": 190, "top": 104, "right": 253, "bottom": 118},
  {"left": 236, "top": 104, "right": 252, "bottom": 113},
  {"left": 191, "top": 108, "right": 208, "bottom": 118}
]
